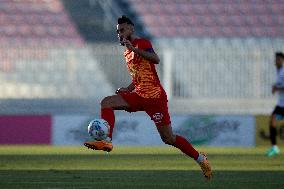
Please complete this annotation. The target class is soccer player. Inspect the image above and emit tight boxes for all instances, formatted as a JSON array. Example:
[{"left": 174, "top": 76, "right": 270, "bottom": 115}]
[
  {"left": 84, "top": 15, "right": 212, "bottom": 179},
  {"left": 266, "top": 52, "right": 284, "bottom": 157}
]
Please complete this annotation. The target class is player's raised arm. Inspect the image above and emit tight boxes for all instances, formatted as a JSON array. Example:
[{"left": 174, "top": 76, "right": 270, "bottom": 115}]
[{"left": 123, "top": 39, "right": 160, "bottom": 64}]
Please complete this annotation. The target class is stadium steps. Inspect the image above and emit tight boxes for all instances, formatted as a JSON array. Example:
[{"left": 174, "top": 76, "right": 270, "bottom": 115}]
[
  {"left": 115, "top": 0, "right": 151, "bottom": 39},
  {"left": 61, "top": 0, "right": 150, "bottom": 42},
  {"left": 61, "top": 0, "right": 117, "bottom": 42}
]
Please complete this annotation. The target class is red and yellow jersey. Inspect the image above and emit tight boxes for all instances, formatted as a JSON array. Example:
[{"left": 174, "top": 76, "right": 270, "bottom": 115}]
[{"left": 124, "top": 38, "right": 163, "bottom": 98}]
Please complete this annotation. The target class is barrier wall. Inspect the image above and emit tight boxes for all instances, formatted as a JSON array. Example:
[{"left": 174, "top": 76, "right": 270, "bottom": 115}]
[
  {"left": 0, "top": 114, "right": 256, "bottom": 146},
  {"left": 52, "top": 114, "right": 255, "bottom": 147},
  {"left": 172, "top": 115, "right": 255, "bottom": 147},
  {"left": 0, "top": 115, "right": 51, "bottom": 144},
  {"left": 52, "top": 115, "right": 92, "bottom": 145},
  {"left": 52, "top": 114, "right": 162, "bottom": 146}
]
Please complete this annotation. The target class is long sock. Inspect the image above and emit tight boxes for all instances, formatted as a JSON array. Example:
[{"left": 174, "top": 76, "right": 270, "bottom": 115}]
[
  {"left": 270, "top": 127, "right": 277, "bottom": 145},
  {"left": 101, "top": 108, "right": 115, "bottom": 139},
  {"left": 173, "top": 135, "right": 199, "bottom": 160}
]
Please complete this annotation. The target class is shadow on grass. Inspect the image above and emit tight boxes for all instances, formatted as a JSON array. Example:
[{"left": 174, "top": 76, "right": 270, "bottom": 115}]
[{"left": 0, "top": 170, "right": 284, "bottom": 189}]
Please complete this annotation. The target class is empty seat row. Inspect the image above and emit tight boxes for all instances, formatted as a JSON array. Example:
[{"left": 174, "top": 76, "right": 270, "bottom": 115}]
[{"left": 128, "top": 0, "right": 284, "bottom": 38}]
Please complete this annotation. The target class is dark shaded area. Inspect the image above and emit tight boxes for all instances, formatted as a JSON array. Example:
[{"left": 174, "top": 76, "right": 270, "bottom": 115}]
[
  {"left": 61, "top": 0, "right": 117, "bottom": 42},
  {"left": 61, "top": 0, "right": 150, "bottom": 43},
  {"left": 0, "top": 170, "right": 283, "bottom": 189}
]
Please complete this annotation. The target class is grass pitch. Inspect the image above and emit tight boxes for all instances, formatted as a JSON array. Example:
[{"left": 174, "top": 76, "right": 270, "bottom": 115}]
[{"left": 0, "top": 146, "right": 283, "bottom": 189}]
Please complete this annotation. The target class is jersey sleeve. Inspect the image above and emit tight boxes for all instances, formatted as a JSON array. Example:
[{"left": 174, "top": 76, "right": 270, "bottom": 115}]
[{"left": 138, "top": 39, "right": 155, "bottom": 53}]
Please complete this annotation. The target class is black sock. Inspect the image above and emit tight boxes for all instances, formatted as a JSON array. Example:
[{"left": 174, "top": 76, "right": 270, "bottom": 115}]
[{"left": 270, "top": 127, "right": 277, "bottom": 145}]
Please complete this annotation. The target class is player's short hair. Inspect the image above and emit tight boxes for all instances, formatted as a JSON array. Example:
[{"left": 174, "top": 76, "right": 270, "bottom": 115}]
[
  {"left": 276, "top": 52, "right": 284, "bottom": 59},
  {"left": 117, "top": 15, "right": 134, "bottom": 26}
]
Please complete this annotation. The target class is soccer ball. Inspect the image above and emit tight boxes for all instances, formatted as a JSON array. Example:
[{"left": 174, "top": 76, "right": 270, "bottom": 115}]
[{"left": 87, "top": 119, "right": 110, "bottom": 141}]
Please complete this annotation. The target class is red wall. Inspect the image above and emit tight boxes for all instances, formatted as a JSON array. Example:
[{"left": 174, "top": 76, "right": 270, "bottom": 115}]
[{"left": 0, "top": 115, "right": 51, "bottom": 144}]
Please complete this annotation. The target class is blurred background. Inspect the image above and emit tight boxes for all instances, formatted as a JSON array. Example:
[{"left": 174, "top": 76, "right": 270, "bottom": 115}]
[{"left": 0, "top": 0, "right": 284, "bottom": 147}]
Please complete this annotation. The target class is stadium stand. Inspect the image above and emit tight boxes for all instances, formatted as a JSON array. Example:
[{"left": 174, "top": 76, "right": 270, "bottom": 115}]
[
  {"left": 0, "top": 0, "right": 83, "bottom": 47},
  {"left": 124, "top": 0, "right": 284, "bottom": 114},
  {"left": 127, "top": 0, "right": 284, "bottom": 38},
  {"left": 0, "top": 0, "right": 113, "bottom": 114},
  {"left": 1, "top": 0, "right": 283, "bottom": 114},
  {"left": 61, "top": 0, "right": 149, "bottom": 42},
  {"left": 61, "top": 0, "right": 117, "bottom": 42}
]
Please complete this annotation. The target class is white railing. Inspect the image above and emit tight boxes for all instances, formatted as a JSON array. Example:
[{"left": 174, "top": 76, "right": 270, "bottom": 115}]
[
  {"left": 0, "top": 46, "right": 113, "bottom": 100},
  {"left": 0, "top": 39, "right": 283, "bottom": 114},
  {"left": 158, "top": 38, "right": 283, "bottom": 114}
]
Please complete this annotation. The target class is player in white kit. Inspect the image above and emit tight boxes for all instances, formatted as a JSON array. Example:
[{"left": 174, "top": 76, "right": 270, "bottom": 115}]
[{"left": 267, "top": 52, "right": 284, "bottom": 157}]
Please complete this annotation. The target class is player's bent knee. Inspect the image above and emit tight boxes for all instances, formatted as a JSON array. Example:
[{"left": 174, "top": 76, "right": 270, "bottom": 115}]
[
  {"left": 161, "top": 136, "right": 175, "bottom": 145},
  {"left": 101, "top": 96, "right": 114, "bottom": 108}
]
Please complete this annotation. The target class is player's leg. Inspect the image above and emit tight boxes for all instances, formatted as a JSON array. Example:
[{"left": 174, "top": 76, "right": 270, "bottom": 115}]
[
  {"left": 145, "top": 96, "right": 212, "bottom": 180},
  {"left": 156, "top": 123, "right": 212, "bottom": 180},
  {"left": 145, "top": 97, "right": 201, "bottom": 161},
  {"left": 84, "top": 94, "right": 130, "bottom": 152},
  {"left": 101, "top": 94, "right": 131, "bottom": 140},
  {"left": 156, "top": 124, "right": 198, "bottom": 159},
  {"left": 269, "top": 114, "right": 277, "bottom": 146},
  {"left": 267, "top": 112, "right": 280, "bottom": 157}
]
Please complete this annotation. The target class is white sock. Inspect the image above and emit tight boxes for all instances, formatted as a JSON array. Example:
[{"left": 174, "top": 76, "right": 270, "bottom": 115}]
[
  {"left": 196, "top": 153, "right": 204, "bottom": 163},
  {"left": 105, "top": 137, "right": 112, "bottom": 142},
  {"left": 273, "top": 145, "right": 279, "bottom": 150}
]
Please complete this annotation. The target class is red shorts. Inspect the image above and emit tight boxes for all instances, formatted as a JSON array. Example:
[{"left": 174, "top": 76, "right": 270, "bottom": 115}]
[{"left": 119, "top": 92, "right": 171, "bottom": 127}]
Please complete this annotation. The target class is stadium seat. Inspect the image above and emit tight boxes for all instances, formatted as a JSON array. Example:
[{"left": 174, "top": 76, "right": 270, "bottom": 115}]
[
  {"left": 127, "top": 0, "right": 284, "bottom": 38},
  {"left": 0, "top": 0, "right": 112, "bottom": 102}
]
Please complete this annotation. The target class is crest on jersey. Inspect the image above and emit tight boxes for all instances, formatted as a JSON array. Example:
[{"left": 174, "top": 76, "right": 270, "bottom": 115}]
[{"left": 152, "top": 112, "right": 163, "bottom": 123}]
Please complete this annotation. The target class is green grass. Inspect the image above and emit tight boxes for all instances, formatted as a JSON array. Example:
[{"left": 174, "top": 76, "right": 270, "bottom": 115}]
[{"left": 0, "top": 146, "right": 284, "bottom": 189}]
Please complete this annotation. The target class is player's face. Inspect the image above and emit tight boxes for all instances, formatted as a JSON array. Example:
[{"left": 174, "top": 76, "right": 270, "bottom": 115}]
[
  {"left": 116, "top": 23, "right": 133, "bottom": 41},
  {"left": 275, "top": 56, "right": 284, "bottom": 68}
]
